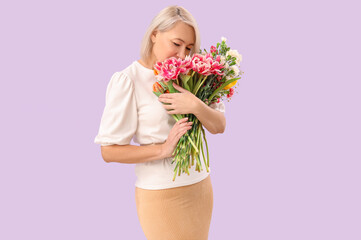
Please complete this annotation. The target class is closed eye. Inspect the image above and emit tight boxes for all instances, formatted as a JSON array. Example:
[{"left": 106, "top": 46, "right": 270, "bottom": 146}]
[{"left": 173, "top": 42, "right": 191, "bottom": 51}]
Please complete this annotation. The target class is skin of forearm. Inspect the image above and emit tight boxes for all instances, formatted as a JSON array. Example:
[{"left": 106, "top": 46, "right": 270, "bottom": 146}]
[
  {"left": 192, "top": 99, "right": 226, "bottom": 134},
  {"left": 100, "top": 144, "right": 166, "bottom": 164}
]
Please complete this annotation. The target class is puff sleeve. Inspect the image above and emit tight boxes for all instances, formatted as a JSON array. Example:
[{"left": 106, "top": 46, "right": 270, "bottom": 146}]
[
  {"left": 209, "top": 100, "right": 226, "bottom": 113},
  {"left": 94, "top": 72, "right": 138, "bottom": 146}
]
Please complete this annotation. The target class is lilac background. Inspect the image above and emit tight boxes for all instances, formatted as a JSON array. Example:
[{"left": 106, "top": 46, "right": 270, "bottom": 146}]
[{"left": 1, "top": 0, "right": 360, "bottom": 239}]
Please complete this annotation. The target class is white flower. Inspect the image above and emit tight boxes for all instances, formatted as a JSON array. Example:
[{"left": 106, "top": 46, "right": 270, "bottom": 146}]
[
  {"left": 230, "top": 65, "right": 240, "bottom": 76},
  {"left": 220, "top": 55, "right": 226, "bottom": 65},
  {"left": 221, "top": 36, "right": 227, "bottom": 42},
  {"left": 235, "top": 53, "right": 243, "bottom": 65},
  {"left": 226, "top": 49, "right": 242, "bottom": 65},
  {"left": 237, "top": 54, "right": 243, "bottom": 65}
]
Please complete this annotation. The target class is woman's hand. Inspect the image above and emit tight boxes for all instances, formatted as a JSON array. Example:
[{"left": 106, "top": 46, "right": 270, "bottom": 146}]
[
  {"left": 161, "top": 117, "right": 193, "bottom": 158},
  {"left": 158, "top": 82, "right": 201, "bottom": 115}
]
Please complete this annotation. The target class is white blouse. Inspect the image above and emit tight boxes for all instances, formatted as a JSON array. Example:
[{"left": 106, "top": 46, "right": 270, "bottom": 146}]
[{"left": 94, "top": 60, "right": 226, "bottom": 190}]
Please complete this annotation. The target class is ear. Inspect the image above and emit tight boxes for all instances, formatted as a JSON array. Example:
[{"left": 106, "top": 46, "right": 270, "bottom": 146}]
[{"left": 151, "top": 30, "right": 158, "bottom": 43}]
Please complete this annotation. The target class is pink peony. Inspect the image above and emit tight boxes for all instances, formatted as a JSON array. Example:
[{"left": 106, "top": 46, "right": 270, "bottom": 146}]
[
  {"left": 179, "top": 55, "right": 193, "bottom": 75},
  {"left": 154, "top": 56, "right": 193, "bottom": 81},
  {"left": 154, "top": 57, "right": 183, "bottom": 82},
  {"left": 210, "top": 45, "right": 217, "bottom": 53},
  {"left": 191, "top": 53, "right": 224, "bottom": 76},
  {"left": 227, "top": 87, "right": 234, "bottom": 98},
  {"left": 154, "top": 53, "right": 225, "bottom": 81}
]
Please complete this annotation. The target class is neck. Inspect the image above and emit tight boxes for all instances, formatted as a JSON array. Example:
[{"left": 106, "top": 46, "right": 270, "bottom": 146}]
[{"left": 140, "top": 55, "right": 157, "bottom": 70}]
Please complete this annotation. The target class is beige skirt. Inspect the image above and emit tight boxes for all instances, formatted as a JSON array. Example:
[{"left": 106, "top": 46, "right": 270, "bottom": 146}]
[{"left": 135, "top": 174, "right": 213, "bottom": 240}]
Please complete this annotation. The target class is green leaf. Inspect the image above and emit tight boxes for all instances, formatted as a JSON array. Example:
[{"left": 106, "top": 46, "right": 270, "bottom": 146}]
[
  {"left": 180, "top": 74, "right": 192, "bottom": 91},
  {"left": 159, "top": 81, "right": 168, "bottom": 91},
  {"left": 166, "top": 80, "right": 177, "bottom": 93},
  {"left": 208, "top": 77, "right": 241, "bottom": 102},
  {"left": 153, "top": 91, "right": 162, "bottom": 97}
]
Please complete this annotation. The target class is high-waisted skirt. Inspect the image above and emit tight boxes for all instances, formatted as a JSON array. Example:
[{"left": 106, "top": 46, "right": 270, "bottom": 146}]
[{"left": 135, "top": 174, "right": 213, "bottom": 240}]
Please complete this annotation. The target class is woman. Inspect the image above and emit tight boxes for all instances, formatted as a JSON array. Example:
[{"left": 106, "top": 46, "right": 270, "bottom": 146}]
[{"left": 94, "top": 5, "right": 226, "bottom": 240}]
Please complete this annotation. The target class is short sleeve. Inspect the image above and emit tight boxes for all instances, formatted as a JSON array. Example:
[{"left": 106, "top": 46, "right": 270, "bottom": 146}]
[
  {"left": 209, "top": 100, "right": 226, "bottom": 113},
  {"left": 94, "top": 72, "right": 138, "bottom": 146}
]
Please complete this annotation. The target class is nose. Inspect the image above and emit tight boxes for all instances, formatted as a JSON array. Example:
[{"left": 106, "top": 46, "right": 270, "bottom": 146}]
[{"left": 177, "top": 49, "right": 186, "bottom": 59}]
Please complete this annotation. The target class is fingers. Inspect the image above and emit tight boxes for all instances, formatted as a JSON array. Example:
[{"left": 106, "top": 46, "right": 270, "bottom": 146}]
[
  {"left": 164, "top": 117, "right": 194, "bottom": 157},
  {"left": 176, "top": 127, "right": 190, "bottom": 139},
  {"left": 159, "top": 97, "right": 173, "bottom": 103},
  {"left": 179, "top": 123, "right": 192, "bottom": 131},
  {"left": 177, "top": 117, "right": 189, "bottom": 124},
  {"left": 179, "top": 117, "right": 193, "bottom": 124},
  {"left": 176, "top": 123, "right": 192, "bottom": 139},
  {"left": 176, "top": 117, "right": 188, "bottom": 126},
  {"left": 176, "top": 118, "right": 193, "bottom": 128},
  {"left": 172, "top": 117, "right": 193, "bottom": 140}
]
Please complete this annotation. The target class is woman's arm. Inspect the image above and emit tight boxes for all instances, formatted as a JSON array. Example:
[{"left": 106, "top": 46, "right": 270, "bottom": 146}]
[
  {"left": 101, "top": 144, "right": 166, "bottom": 164},
  {"left": 158, "top": 83, "right": 226, "bottom": 134},
  {"left": 192, "top": 98, "right": 226, "bottom": 134},
  {"left": 100, "top": 117, "right": 193, "bottom": 163}
]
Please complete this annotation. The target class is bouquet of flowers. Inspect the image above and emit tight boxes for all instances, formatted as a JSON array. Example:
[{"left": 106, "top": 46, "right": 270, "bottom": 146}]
[{"left": 152, "top": 37, "right": 243, "bottom": 181}]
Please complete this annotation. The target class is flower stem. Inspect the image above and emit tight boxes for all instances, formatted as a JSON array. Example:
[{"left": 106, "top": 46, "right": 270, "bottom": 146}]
[
  {"left": 201, "top": 127, "right": 210, "bottom": 168},
  {"left": 171, "top": 114, "right": 198, "bottom": 153}
]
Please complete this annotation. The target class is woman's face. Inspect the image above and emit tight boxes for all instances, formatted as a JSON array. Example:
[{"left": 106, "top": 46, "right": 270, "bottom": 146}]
[{"left": 151, "top": 21, "right": 195, "bottom": 62}]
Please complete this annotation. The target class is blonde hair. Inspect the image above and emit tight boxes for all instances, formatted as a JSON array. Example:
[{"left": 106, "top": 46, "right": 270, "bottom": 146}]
[{"left": 140, "top": 5, "right": 201, "bottom": 61}]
